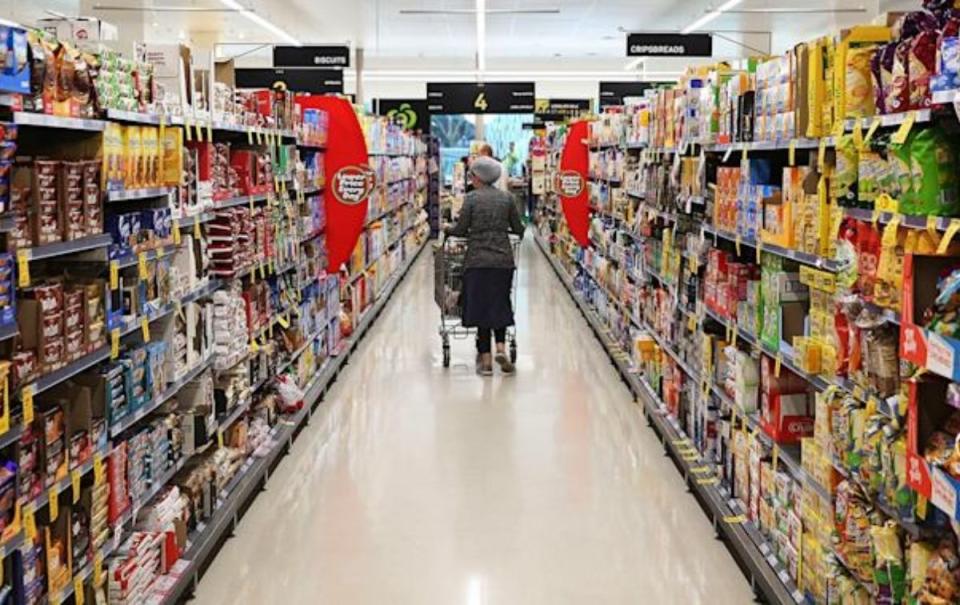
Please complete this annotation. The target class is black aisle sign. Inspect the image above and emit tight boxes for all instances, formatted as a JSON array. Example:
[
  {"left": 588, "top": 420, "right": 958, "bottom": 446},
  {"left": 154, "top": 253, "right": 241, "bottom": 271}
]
[
  {"left": 534, "top": 98, "right": 591, "bottom": 122},
  {"left": 626, "top": 33, "right": 713, "bottom": 57},
  {"left": 375, "top": 99, "right": 431, "bottom": 134},
  {"left": 427, "top": 82, "right": 535, "bottom": 114},
  {"left": 598, "top": 81, "right": 671, "bottom": 107},
  {"left": 273, "top": 45, "right": 350, "bottom": 68},
  {"left": 235, "top": 68, "right": 344, "bottom": 94}
]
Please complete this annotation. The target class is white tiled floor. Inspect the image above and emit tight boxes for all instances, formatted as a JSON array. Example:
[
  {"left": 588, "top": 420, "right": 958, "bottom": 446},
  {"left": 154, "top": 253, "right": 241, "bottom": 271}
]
[{"left": 193, "top": 237, "right": 755, "bottom": 604}]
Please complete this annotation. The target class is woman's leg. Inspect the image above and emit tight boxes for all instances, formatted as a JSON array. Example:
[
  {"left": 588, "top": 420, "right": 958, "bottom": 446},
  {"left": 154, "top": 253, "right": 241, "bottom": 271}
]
[
  {"left": 493, "top": 328, "right": 515, "bottom": 374},
  {"left": 476, "top": 328, "right": 493, "bottom": 375}
]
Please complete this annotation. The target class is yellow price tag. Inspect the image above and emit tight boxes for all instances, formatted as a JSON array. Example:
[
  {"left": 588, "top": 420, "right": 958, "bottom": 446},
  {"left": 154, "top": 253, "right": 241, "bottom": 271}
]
[
  {"left": 723, "top": 514, "right": 747, "bottom": 524},
  {"left": 775, "top": 354, "right": 782, "bottom": 378},
  {"left": 735, "top": 234, "right": 741, "bottom": 256},
  {"left": 259, "top": 262, "right": 267, "bottom": 280},
  {"left": 937, "top": 219, "right": 960, "bottom": 255},
  {"left": 682, "top": 452, "right": 699, "bottom": 462},
  {"left": 141, "top": 317, "right": 150, "bottom": 342},
  {"left": 257, "top": 127, "right": 264, "bottom": 145},
  {"left": 16, "top": 250, "right": 30, "bottom": 288},
  {"left": 247, "top": 127, "right": 254, "bottom": 145},
  {"left": 697, "top": 476, "right": 720, "bottom": 486},
  {"left": 71, "top": 468, "right": 81, "bottom": 503},
  {"left": 853, "top": 384, "right": 865, "bottom": 400},
  {"left": 277, "top": 315, "right": 290, "bottom": 329},
  {"left": 23, "top": 506, "right": 36, "bottom": 541},
  {"left": 184, "top": 118, "right": 193, "bottom": 142},
  {"left": 864, "top": 117, "right": 881, "bottom": 148},
  {"left": 817, "top": 138, "right": 827, "bottom": 170},
  {"left": 138, "top": 252, "right": 149, "bottom": 280},
  {"left": 741, "top": 145, "right": 748, "bottom": 162},
  {"left": 93, "top": 453, "right": 105, "bottom": 485},
  {"left": 109, "top": 261, "right": 119, "bottom": 290},
  {"left": 74, "top": 576, "right": 84, "bottom": 605},
  {"left": 250, "top": 339, "right": 260, "bottom": 354},
  {"left": 22, "top": 385, "right": 34, "bottom": 426},
  {"left": 788, "top": 139, "right": 797, "bottom": 166},
  {"left": 93, "top": 553, "right": 104, "bottom": 587},
  {"left": 690, "top": 466, "right": 713, "bottom": 475},
  {"left": 832, "top": 117, "right": 846, "bottom": 139},
  {"left": 687, "top": 315, "right": 697, "bottom": 332},
  {"left": 207, "top": 121, "right": 213, "bottom": 142},
  {"left": 173, "top": 220, "right": 181, "bottom": 246},
  {"left": 110, "top": 328, "right": 120, "bottom": 360},
  {"left": 217, "top": 430, "right": 225, "bottom": 449},
  {"left": 892, "top": 111, "right": 917, "bottom": 145},
  {"left": 194, "top": 220, "right": 202, "bottom": 240},
  {"left": 48, "top": 487, "right": 58, "bottom": 521},
  {"left": 917, "top": 494, "right": 929, "bottom": 520}
]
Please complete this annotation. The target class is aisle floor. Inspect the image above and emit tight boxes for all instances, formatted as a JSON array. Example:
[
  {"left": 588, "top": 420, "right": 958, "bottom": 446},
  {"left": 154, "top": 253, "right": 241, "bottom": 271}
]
[{"left": 194, "top": 238, "right": 755, "bottom": 604}]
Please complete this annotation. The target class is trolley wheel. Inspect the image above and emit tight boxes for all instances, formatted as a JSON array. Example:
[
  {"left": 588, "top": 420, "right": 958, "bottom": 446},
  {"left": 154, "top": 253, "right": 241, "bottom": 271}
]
[{"left": 510, "top": 342, "right": 517, "bottom": 363}]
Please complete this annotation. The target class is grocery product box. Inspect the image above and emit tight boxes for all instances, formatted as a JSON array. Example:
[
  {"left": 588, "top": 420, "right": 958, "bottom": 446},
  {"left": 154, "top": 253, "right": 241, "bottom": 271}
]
[{"left": 761, "top": 391, "right": 813, "bottom": 444}]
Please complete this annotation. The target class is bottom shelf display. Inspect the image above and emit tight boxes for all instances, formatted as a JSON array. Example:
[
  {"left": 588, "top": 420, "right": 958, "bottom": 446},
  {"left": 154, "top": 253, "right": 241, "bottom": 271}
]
[{"left": 4, "top": 237, "right": 428, "bottom": 605}]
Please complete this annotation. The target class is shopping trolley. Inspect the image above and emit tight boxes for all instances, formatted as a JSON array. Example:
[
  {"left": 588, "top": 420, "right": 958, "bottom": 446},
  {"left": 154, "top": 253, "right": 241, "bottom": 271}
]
[{"left": 434, "top": 235, "right": 521, "bottom": 368}]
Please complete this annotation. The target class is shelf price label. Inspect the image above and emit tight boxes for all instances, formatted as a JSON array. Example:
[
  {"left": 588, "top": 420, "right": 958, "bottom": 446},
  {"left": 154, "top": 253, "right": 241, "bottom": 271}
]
[
  {"left": 173, "top": 220, "right": 181, "bottom": 246},
  {"left": 774, "top": 354, "right": 782, "bottom": 378},
  {"left": 697, "top": 476, "right": 719, "bottom": 486},
  {"left": 110, "top": 328, "right": 121, "bottom": 360},
  {"left": 247, "top": 127, "right": 254, "bottom": 145},
  {"left": 23, "top": 506, "right": 36, "bottom": 541},
  {"left": 217, "top": 430, "right": 225, "bottom": 449},
  {"left": 138, "top": 253, "right": 149, "bottom": 280},
  {"left": 74, "top": 576, "right": 85, "bottom": 605},
  {"left": 723, "top": 514, "right": 746, "bottom": 524},
  {"left": 141, "top": 318, "right": 150, "bottom": 342},
  {"left": 891, "top": 110, "right": 917, "bottom": 145},
  {"left": 937, "top": 219, "right": 960, "bottom": 254},
  {"left": 817, "top": 138, "right": 827, "bottom": 170},
  {"left": 864, "top": 117, "right": 882, "bottom": 148},
  {"left": 16, "top": 250, "right": 30, "bottom": 288},
  {"left": 93, "top": 553, "right": 104, "bottom": 587},
  {"left": 22, "top": 385, "right": 34, "bottom": 426},
  {"left": 207, "top": 121, "right": 213, "bottom": 143},
  {"left": 93, "top": 453, "right": 105, "bottom": 486},
  {"left": 788, "top": 139, "right": 797, "bottom": 166},
  {"left": 109, "top": 261, "right": 119, "bottom": 290},
  {"left": 71, "top": 468, "right": 81, "bottom": 503},
  {"left": 194, "top": 220, "right": 203, "bottom": 240},
  {"left": 49, "top": 487, "right": 59, "bottom": 521}
]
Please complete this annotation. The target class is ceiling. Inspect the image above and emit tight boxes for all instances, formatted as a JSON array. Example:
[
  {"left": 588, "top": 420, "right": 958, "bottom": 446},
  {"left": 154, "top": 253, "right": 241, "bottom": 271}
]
[{"left": 6, "top": 0, "right": 912, "bottom": 60}]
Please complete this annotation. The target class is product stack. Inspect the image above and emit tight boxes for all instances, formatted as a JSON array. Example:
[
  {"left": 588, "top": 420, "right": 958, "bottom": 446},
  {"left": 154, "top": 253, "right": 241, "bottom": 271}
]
[
  {"left": 535, "top": 2, "right": 960, "bottom": 603},
  {"left": 0, "top": 17, "right": 430, "bottom": 605}
]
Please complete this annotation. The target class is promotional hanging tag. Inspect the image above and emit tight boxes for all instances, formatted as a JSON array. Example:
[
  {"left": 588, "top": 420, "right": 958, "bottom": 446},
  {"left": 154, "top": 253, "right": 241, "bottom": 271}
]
[
  {"left": 16, "top": 250, "right": 30, "bottom": 288},
  {"left": 788, "top": 140, "right": 797, "bottom": 166},
  {"left": 864, "top": 116, "right": 881, "bottom": 148},
  {"left": 22, "top": 385, "right": 34, "bottom": 426}
]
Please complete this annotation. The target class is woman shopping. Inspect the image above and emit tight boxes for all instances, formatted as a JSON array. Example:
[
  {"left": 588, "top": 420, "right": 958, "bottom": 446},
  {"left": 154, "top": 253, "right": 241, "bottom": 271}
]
[{"left": 445, "top": 157, "right": 525, "bottom": 376}]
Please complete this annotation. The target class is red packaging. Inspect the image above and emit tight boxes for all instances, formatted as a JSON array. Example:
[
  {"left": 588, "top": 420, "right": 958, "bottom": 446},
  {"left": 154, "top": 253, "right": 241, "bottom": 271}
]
[
  {"left": 760, "top": 391, "right": 814, "bottom": 444},
  {"left": 760, "top": 355, "right": 809, "bottom": 395}
]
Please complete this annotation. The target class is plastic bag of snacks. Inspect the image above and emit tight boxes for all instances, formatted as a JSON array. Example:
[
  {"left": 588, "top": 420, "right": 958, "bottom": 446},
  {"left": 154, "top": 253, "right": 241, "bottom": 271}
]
[{"left": 907, "top": 127, "right": 960, "bottom": 217}]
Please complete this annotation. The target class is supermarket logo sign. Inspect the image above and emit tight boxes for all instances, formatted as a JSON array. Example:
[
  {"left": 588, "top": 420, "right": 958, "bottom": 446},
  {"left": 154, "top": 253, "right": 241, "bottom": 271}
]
[
  {"left": 332, "top": 165, "right": 377, "bottom": 205},
  {"left": 557, "top": 170, "right": 585, "bottom": 198}
]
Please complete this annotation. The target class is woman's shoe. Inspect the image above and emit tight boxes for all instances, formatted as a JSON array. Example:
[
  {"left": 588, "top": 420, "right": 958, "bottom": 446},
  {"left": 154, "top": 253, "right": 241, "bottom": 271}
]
[
  {"left": 477, "top": 353, "right": 494, "bottom": 376},
  {"left": 495, "top": 353, "right": 516, "bottom": 375}
]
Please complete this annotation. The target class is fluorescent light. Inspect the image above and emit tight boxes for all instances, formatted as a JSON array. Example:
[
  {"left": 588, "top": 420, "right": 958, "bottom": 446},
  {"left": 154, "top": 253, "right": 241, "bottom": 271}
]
[
  {"left": 682, "top": 0, "right": 743, "bottom": 34},
  {"left": 624, "top": 58, "right": 645, "bottom": 71},
  {"left": 476, "top": 0, "right": 486, "bottom": 72},
  {"left": 219, "top": 0, "right": 300, "bottom": 46}
]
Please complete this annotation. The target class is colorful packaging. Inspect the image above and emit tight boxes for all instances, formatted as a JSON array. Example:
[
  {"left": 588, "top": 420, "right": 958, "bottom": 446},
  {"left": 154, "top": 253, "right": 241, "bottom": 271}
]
[{"left": 907, "top": 127, "right": 960, "bottom": 216}]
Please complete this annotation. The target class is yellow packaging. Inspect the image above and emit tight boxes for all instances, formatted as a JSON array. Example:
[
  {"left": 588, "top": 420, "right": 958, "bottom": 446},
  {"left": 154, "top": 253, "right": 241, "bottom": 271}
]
[
  {"left": 161, "top": 127, "right": 184, "bottom": 187},
  {"left": 833, "top": 26, "right": 891, "bottom": 120},
  {"left": 123, "top": 126, "right": 143, "bottom": 189},
  {"left": 102, "top": 123, "right": 124, "bottom": 190}
]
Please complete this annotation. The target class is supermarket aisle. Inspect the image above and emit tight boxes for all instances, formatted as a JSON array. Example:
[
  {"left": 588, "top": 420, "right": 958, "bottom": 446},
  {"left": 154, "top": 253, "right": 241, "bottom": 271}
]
[{"left": 194, "top": 237, "right": 754, "bottom": 605}]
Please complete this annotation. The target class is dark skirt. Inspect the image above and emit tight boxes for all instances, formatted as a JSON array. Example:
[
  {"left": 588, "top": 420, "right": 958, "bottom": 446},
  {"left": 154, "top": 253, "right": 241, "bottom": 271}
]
[{"left": 461, "top": 268, "right": 515, "bottom": 329}]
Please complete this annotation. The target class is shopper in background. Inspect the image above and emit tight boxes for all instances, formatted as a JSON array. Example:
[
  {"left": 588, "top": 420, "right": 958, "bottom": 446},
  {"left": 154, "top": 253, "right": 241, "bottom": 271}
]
[
  {"left": 477, "top": 144, "right": 509, "bottom": 192},
  {"left": 445, "top": 157, "right": 524, "bottom": 376},
  {"left": 502, "top": 141, "right": 520, "bottom": 178}
]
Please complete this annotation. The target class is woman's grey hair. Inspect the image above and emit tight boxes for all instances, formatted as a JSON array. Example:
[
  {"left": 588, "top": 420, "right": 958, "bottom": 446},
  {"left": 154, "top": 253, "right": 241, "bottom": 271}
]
[{"left": 469, "top": 156, "right": 502, "bottom": 186}]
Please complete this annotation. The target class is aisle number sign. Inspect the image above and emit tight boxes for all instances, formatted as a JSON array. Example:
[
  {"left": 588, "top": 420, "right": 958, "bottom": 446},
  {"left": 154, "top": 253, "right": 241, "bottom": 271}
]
[{"left": 427, "top": 82, "right": 535, "bottom": 114}]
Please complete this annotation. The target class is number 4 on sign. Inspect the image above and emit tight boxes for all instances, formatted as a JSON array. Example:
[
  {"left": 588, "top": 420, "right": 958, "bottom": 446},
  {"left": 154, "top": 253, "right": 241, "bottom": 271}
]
[{"left": 474, "top": 92, "right": 489, "bottom": 112}]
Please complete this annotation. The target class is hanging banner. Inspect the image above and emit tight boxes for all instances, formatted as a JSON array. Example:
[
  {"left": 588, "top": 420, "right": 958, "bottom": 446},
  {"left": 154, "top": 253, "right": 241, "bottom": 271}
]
[
  {"left": 235, "top": 68, "right": 344, "bottom": 94},
  {"left": 427, "top": 82, "right": 535, "bottom": 114},
  {"left": 559, "top": 120, "right": 590, "bottom": 247},
  {"left": 273, "top": 45, "right": 350, "bottom": 68},
  {"left": 598, "top": 81, "right": 671, "bottom": 107},
  {"left": 297, "top": 96, "right": 372, "bottom": 271},
  {"left": 626, "top": 33, "right": 713, "bottom": 57},
  {"left": 534, "top": 98, "right": 591, "bottom": 122},
  {"left": 375, "top": 99, "right": 431, "bottom": 134}
]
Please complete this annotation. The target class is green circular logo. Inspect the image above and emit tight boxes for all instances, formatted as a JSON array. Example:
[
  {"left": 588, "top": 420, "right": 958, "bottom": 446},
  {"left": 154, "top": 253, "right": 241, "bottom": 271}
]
[{"left": 387, "top": 103, "right": 419, "bottom": 129}]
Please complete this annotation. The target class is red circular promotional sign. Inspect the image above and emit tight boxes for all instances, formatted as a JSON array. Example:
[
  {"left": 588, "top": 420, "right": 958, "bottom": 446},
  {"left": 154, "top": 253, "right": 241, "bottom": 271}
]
[{"left": 332, "top": 165, "right": 377, "bottom": 205}]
